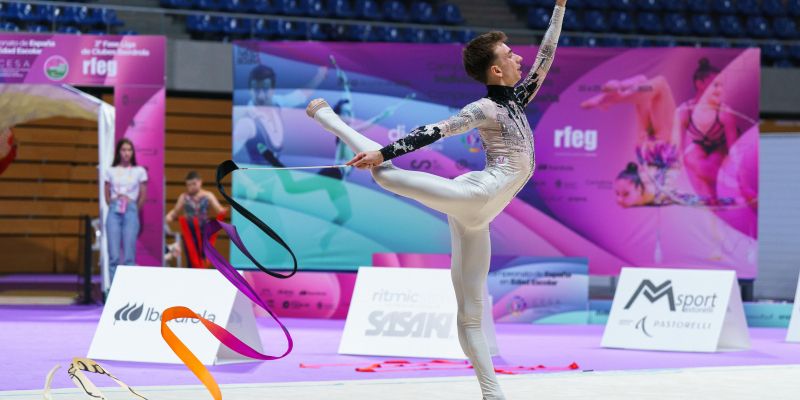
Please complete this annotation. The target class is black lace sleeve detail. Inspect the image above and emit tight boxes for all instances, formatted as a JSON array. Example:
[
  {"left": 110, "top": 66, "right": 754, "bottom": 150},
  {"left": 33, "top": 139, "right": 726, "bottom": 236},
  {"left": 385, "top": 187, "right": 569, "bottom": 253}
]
[
  {"left": 379, "top": 125, "right": 442, "bottom": 161},
  {"left": 515, "top": 5, "right": 564, "bottom": 106},
  {"left": 377, "top": 101, "right": 489, "bottom": 162}
]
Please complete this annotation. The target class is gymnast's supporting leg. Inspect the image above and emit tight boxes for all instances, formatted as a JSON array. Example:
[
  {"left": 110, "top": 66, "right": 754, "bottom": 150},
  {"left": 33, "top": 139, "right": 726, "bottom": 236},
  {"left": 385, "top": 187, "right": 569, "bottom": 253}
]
[{"left": 450, "top": 217, "right": 504, "bottom": 400}]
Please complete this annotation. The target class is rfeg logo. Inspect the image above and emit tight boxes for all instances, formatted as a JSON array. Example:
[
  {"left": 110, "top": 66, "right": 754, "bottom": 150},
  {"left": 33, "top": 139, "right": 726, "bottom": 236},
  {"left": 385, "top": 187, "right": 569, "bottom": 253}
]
[{"left": 43, "top": 55, "right": 69, "bottom": 81}]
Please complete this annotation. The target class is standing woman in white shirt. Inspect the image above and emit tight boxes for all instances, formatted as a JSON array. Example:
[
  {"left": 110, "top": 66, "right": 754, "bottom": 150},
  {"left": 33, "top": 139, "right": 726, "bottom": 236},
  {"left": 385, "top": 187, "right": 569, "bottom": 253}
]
[{"left": 104, "top": 138, "right": 148, "bottom": 283}]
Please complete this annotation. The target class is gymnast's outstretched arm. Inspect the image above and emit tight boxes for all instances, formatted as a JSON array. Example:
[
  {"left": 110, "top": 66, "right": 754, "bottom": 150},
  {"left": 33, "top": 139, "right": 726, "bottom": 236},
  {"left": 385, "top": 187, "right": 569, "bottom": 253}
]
[
  {"left": 514, "top": 3, "right": 565, "bottom": 107},
  {"left": 348, "top": 100, "right": 492, "bottom": 168}
]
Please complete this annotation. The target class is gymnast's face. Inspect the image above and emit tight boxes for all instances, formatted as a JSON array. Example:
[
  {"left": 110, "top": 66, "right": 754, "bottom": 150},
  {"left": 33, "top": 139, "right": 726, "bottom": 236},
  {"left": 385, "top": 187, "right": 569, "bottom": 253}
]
[
  {"left": 185, "top": 178, "right": 201, "bottom": 196},
  {"left": 250, "top": 78, "right": 274, "bottom": 106},
  {"left": 613, "top": 178, "right": 644, "bottom": 208},
  {"left": 492, "top": 42, "right": 523, "bottom": 85}
]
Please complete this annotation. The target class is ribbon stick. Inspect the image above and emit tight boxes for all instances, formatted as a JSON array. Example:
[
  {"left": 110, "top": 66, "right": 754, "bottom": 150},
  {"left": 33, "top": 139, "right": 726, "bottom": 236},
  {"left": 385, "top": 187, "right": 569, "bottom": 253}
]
[{"left": 43, "top": 358, "right": 147, "bottom": 400}]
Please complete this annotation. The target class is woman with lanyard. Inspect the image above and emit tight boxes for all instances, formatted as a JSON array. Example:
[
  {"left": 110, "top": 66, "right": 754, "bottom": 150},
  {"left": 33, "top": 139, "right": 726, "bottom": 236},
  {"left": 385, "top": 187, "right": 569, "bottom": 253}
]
[{"left": 104, "top": 138, "right": 148, "bottom": 284}]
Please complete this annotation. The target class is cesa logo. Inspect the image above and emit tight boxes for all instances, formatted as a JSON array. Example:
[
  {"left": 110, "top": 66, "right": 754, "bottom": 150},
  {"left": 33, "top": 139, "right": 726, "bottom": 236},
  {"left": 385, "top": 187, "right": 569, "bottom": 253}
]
[
  {"left": 554, "top": 126, "right": 597, "bottom": 152},
  {"left": 365, "top": 311, "right": 453, "bottom": 338}
]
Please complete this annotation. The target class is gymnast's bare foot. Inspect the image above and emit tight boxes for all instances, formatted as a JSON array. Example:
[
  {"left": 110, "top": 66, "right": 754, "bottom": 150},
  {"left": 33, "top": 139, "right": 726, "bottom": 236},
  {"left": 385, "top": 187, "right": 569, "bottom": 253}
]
[{"left": 306, "top": 98, "right": 330, "bottom": 118}]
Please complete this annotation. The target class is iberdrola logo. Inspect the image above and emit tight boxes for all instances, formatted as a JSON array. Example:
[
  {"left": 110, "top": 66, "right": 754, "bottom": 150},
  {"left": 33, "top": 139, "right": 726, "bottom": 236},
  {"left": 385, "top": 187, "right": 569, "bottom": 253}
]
[{"left": 43, "top": 55, "right": 69, "bottom": 81}]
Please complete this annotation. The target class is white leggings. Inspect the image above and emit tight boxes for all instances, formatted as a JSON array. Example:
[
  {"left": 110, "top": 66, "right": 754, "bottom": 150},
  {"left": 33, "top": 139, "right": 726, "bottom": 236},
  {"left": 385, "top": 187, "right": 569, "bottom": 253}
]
[{"left": 313, "top": 106, "right": 505, "bottom": 400}]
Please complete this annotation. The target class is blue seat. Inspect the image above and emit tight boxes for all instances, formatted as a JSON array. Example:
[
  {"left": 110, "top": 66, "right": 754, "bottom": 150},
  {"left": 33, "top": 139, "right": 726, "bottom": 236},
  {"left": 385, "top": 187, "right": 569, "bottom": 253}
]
[
  {"left": 563, "top": 9, "right": 584, "bottom": 31},
  {"left": 410, "top": 2, "right": 437, "bottom": 24},
  {"left": 252, "top": 19, "right": 275, "bottom": 38},
  {"left": 307, "top": 22, "right": 327, "bottom": 40},
  {"left": 762, "top": 42, "right": 789, "bottom": 63},
  {"left": 377, "top": 26, "right": 404, "bottom": 42},
  {"left": 1, "top": 22, "right": 20, "bottom": 32},
  {"left": 774, "top": 17, "right": 799, "bottom": 39},
  {"left": 707, "top": 39, "right": 732, "bottom": 47},
  {"left": 327, "top": 23, "right": 349, "bottom": 41},
  {"left": 347, "top": 24, "right": 375, "bottom": 41},
  {"left": 455, "top": 29, "right": 475, "bottom": 43},
  {"left": 789, "top": 44, "right": 800, "bottom": 60},
  {"left": 275, "top": 0, "right": 311, "bottom": 16},
  {"left": 585, "top": 0, "right": 609, "bottom": 9},
  {"left": 627, "top": 37, "right": 654, "bottom": 47},
  {"left": 600, "top": 36, "right": 626, "bottom": 47},
  {"left": 439, "top": 3, "right": 464, "bottom": 25},
  {"left": 527, "top": 7, "right": 550, "bottom": 29},
  {"left": 220, "top": 0, "right": 252, "bottom": 12},
  {"left": 736, "top": 0, "right": 760, "bottom": 15},
  {"left": 382, "top": 0, "right": 408, "bottom": 22},
  {"left": 160, "top": 0, "right": 194, "bottom": 9},
  {"left": 405, "top": 28, "right": 429, "bottom": 43},
  {"left": 275, "top": 20, "right": 307, "bottom": 39},
  {"left": 559, "top": 35, "right": 584, "bottom": 46},
  {"left": 664, "top": 13, "right": 691, "bottom": 35},
  {"left": 762, "top": 0, "right": 785, "bottom": 17},
  {"left": 719, "top": 15, "right": 745, "bottom": 37},
  {"left": 789, "top": 0, "right": 800, "bottom": 17},
  {"left": 56, "top": 25, "right": 82, "bottom": 34},
  {"left": 690, "top": 14, "right": 717, "bottom": 36},
  {"left": 119, "top": 29, "right": 138, "bottom": 35},
  {"left": 15, "top": 3, "right": 41, "bottom": 23},
  {"left": 773, "top": 59, "right": 796, "bottom": 68},
  {"left": 687, "top": 0, "right": 710, "bottom": 13},
  {"left": 95, "top": 8, "right": 123, "bottom": 27},
  {"left": 329, "top": 0, "right": 356, "bottom": 18},
  {"left": 308, "top": 0, "right": 328, "bottom": 17},
  {"left": 584, "top": 10, "right": 609, "bottom": 32},
  {"left": 608, "top": 0, "right": 634, "bottom": 11},
  {"left": 186, "top": 14, "right": 223, "bottom": 36},
  {"left": 355, "top": 0, "right": 382, "bottom": 20},
  {"left": 637, "top": 12, "right": 663, "bottom": 34},
  {"left": 508, "top": 0, "right": 536, "bottom": 7},
  {"left": 608, "top": 10, "right": 636, "bottom": 32},
  {"left": 194, "top": 0, "right": 223, "bottom": 11},
  {"left": 583, "top": 36, "right": 600, "bottom": 47},
  {"left": 561, "top": 0, "right": 585, "bottom": 8},
  {"left": 662, "top": 0, "right": 687, "bottom": 12},
  {"left": 429, "top": 27, "right": 453, "bottom": 43},
  {"left": 222, "top": 17, "right": 251, "bottom": 37},
  {"left": 711, "top": 0, "right": 735, "bottom": 14},
  {"left": 252, "top": 1, "right": 276, "bottom": 14},
  {"left": 28, "top": 24, "right": 50, "bottom": 33},
  {"left": 638, "top": 0, "right": 663, "bottom": 11},
  {"left": 746, "top": 16, "right": 773, "bottom": 38}
]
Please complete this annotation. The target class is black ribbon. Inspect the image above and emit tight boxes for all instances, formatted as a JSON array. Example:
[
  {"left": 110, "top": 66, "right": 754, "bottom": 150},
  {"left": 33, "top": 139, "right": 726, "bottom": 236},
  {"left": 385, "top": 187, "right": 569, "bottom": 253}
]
[{"left": 214, "top": 160, "right": 297, "bottom": 279}]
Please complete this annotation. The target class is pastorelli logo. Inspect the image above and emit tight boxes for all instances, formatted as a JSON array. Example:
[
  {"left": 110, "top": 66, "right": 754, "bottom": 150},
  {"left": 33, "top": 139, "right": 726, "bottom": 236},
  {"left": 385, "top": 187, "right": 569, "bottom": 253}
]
[
  {"left": 365, "top": 311, "right": 453, "bottom": 338},
  {"left": 113, "top": 302, "right": 216, "bottom": 324},
  {"left": 624, "top": 279, "right": 719, "bottom": 313}
]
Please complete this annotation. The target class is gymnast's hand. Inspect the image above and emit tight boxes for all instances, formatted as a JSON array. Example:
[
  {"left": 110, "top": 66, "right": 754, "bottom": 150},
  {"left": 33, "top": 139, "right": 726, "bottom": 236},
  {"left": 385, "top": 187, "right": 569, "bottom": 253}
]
[{"left": 347, "top": 151, "right": 384, "bottom": 169}]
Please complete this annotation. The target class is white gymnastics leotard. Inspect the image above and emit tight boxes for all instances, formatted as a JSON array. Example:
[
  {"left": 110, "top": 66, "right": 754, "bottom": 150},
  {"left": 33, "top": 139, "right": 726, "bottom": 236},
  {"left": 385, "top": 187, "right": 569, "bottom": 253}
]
[{"left": 308, "top": 5, "right": 564, "bottom": 399}]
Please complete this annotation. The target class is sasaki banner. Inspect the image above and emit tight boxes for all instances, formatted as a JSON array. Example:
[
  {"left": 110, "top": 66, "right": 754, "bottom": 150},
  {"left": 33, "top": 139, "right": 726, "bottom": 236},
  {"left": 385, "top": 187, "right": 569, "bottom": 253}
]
[{"left": 231, "top": 42, "right": 758, "bottom": 278}]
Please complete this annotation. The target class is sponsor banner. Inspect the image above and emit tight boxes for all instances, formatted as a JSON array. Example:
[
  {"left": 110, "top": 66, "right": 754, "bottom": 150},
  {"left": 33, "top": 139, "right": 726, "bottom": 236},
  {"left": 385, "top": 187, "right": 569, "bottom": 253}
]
[
  {"left": 787, "top": 274, "right": 800, "bottom": 342},
  {"left": 374, "top": 253, "right": 589, "bottom": 324},
  {"left": 0, "top": 34, "right": 166, "bottom": 268},
  {"left": 339, "top": 267, "right": 497, "bottom": 359},
  {"left": 88, "top": 266, "right": 261, "bottom": 364},
  {"left": 244, "top": 270, "right": 356, "bottom": 319},
  {"left": 232, "top": 43, "right": 758, "bottom": 278},
  {"left": 602, "top": 267, "right": 749, "bottom": 352}
]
